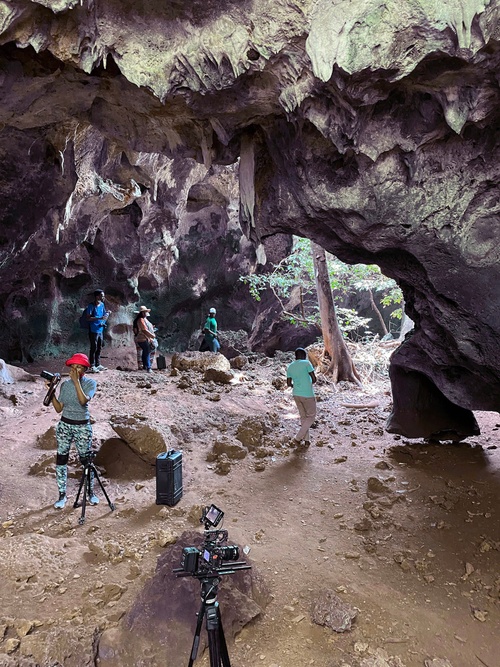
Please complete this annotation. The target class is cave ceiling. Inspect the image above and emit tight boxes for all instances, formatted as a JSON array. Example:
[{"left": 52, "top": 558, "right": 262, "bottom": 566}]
[{"left": 1, "top": 0, "right": 500, "bottom": 435}]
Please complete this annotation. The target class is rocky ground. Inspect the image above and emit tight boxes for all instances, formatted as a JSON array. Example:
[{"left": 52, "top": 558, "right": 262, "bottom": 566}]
[{"left": 0, "top": 349, "right": 498, "bottom": 667}]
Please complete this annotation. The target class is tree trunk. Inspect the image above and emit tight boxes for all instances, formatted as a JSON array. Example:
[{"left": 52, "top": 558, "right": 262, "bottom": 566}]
[
  {"left": 368, "top": 289, "right": 388, "bottom": 336},
  {"left": 311, "top": 242, "right": 362, "bottom": 384}
]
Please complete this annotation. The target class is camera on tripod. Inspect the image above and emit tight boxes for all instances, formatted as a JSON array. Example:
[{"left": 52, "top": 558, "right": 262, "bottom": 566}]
[
  {"left": 40, "top": 370, "right": 61, "bottom": 406},
  {"left": 180, "top": 505, "right": 241, "bottom": 576},
  {"left": 173, "top": 505, "right": 252, "bottom": 666}
]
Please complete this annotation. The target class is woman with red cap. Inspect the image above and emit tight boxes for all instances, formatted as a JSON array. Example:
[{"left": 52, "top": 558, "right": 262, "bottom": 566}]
[{"left": 47, "top": 353, "right": 98, "bottom": 509}]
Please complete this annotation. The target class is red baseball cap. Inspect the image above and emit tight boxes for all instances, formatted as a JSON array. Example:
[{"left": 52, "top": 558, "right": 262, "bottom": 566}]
[{"left": 65, "top": 353, "right": 90, "bottom": 368}]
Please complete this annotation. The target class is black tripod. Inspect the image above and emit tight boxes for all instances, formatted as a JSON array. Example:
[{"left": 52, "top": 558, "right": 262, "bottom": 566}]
[
  {"left": 73, "top": 451, "right": 115, "bottom": 525},
  {"left": 189, "top": 576, "right": 230, "bottom": 667}
]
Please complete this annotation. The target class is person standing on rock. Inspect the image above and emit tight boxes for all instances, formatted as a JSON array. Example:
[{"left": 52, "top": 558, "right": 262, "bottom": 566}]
[
  {"left": 286, "top": 347, "right": 317, "bottom": 448},
  {"left": 46, "top": 353, "right": 98, "bottom": 509},
  {"left": 201, "top": 307, "right": 220, "bottom": 353},
  {"left": 85, "top": 289, "right": 109, "bottom": 373},
  {"left": 133, "top": 306, "right": 157, "bottom": 372}
]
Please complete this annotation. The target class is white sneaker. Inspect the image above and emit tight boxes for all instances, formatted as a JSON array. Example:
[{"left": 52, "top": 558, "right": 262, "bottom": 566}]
[
  {"left": 54, "top": 493, "right": 67, "bottom": 509},
  {"left": 88, "top": 366, "right": 100, "bottom": 373},
  {"left": 96, "top": 365, "right": 107, "bottom": 371},
  {"left": 88, "top": 494, "right": 99, "bottom": 505}
]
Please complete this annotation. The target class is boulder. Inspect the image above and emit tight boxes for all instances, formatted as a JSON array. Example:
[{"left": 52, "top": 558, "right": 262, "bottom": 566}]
[
  {"left": 230, "top": 355, "right": 248, "bottom": 370},
  {"left": 311, "top": 590, "right": 358, "bottom": 633},
  {"left": 206, "top": 436, "right": 247, "bottom": 462},
  {"left": 109, "top": 414, "right": 177, "bottom": 465},
  {"left": 171, "top": 352, "right": 230, "bottom": 373},
  {"left": 203, "top": 367, "right": 234, "bottom": 384}
]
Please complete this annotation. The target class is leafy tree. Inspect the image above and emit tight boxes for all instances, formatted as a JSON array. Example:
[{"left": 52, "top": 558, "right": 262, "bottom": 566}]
[{"left": 240, "top": 237, "right": 403, "bottom": 380}]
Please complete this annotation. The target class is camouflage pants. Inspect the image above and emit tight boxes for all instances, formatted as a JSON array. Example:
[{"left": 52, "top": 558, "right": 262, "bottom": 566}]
[{"left": 55, "top": 421, "right": 93, "bottom": 495}]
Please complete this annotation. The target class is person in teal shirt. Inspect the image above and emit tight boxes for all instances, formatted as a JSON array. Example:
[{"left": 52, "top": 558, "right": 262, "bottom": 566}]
[
  {"left": 202, "top": 307, "right": 220, "bottom": 352},
  {"left": 286, "top": 347, "right": 317, "bottom": 447}
]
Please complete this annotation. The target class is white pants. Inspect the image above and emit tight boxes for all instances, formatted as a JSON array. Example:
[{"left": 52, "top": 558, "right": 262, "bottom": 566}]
[{"left": 293, "top": 396, "right": 317, "bottom": 441}]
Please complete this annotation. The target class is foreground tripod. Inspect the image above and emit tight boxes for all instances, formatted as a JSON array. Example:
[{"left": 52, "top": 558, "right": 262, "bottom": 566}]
[
  {"left": 174, "top": 505, "right": 251, "bottom": 666},
  {"left": 189, "top": 576, "right": 230, "bottom": 667},
  {"left": 73, "top": 451, "right": 115, "bottom": 525}
]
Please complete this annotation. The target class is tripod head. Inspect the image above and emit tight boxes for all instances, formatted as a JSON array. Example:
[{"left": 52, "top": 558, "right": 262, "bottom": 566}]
[{"left": 80, "top": 450, "right": 96, "bottom": 467}]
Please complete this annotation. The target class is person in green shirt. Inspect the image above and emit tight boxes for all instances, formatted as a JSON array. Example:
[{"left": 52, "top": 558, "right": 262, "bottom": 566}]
[
  {"left": 286, "top": 347, "right": 317, "bottom": 448},
  {"left": 202, "top": 307, "right": 220, "bottom": 352}
]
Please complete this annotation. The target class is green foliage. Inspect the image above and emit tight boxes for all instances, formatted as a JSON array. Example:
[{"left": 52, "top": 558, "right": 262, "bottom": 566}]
[
  {"left": 336, "top": 307, "right": 372, "bottom": 337},
  {"left": 348, "top": 263, "right": 403, "bottom": 320},
  {"left": 239, "top": 237, "right": 315, "bottom": 303},
  {"left": 239, "top": 237, "right": 403, "bottom": 331}
]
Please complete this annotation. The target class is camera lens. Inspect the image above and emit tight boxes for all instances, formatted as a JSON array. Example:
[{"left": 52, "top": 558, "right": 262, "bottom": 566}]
[
  {"left": 40, "top": 371, "right": 54, "bottom": 381},
  {"left": 220, "top": 545, "right": 239, "bottom": 561}
]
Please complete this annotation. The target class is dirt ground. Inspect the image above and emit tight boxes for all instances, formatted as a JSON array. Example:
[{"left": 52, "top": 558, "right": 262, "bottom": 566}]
[{"left": 0, "top": 349, "right": 499, "bottom": 667}]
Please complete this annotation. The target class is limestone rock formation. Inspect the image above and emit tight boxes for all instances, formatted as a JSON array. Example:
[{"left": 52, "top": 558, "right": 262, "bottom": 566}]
[{"left": 1, "top": 0, "right": 500, "bottom": 436}]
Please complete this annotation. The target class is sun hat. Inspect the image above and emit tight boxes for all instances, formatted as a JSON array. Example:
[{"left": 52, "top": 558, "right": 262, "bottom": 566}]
[
  {"left": 65, "top": 353, "right": 90, "bottom": 368},
  {"left": 134, "top": 306, "right": 151, "bottom": 314},
  {"left": 209, "top": 307, "right": 216, "bottom": 314}
]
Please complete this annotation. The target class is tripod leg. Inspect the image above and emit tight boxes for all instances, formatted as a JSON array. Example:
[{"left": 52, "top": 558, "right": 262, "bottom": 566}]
[
  {"left": 73, "top": 467, "right": 86, "bottom": 508},
  {"left": 78, "top": 467, "right": 89, "bottom": 525},
  {"left": 188, "top": 600, "right": 206, "bottom": 667},
  {"left": 216, "top": 606, "right": 231, "bottom": 667},
  {"left": 91, "top": 465, "right": 115, "bottom": 511}
]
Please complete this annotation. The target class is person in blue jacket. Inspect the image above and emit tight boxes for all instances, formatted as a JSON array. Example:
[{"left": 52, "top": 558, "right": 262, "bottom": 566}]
[{"left": 85, "top": 289, "right": 109, "bottom": 373}]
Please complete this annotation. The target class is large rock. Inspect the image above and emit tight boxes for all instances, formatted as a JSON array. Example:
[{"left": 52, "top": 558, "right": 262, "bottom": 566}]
[
  {"left": 206, "top": 436, "right": 248, "bottom": 462},
  {"left": 171, "top": 351, "right": 230, "bottom": 373},
  {"left": 311, "top": 590, "right": 358, "bottom": 633},
  {"left": 97, "top": 530, "right": 270, "bottom": 667},
  {"left": 109, "top": 414, "right": 177, "bottom": 465},
  {"left": 203, "top": 367, "right": 234, "bottom": 384}
]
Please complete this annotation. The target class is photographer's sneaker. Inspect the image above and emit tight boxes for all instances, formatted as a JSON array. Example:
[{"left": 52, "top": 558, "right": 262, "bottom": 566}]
[
  {"left": 95, "top": 365, "right": 107, "bottom": 372},
  {"left": 54, "top": 493, "right": 67, "bottom": 509},
  {"left": 88, "top": 494, "right": 99, "bottom": 505}
]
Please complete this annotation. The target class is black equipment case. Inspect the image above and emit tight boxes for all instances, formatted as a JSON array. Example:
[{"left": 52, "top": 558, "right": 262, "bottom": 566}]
[
  {"left": 156, "top": 355, "right": 167, "bottom": 370},
  {"left": 156, "top": 450, "right": 183, "bottom": 506}
]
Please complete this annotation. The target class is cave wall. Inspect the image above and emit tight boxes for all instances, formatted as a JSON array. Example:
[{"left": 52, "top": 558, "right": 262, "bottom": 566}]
[
  {"left": 1, "top": 0, "right": 500, "bottom": 432},
  {"left": 0, "top": 121, "right": 277, "bottom": 359}
]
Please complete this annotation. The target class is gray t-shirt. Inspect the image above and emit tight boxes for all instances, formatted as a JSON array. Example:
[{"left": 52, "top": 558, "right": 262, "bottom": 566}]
[{"left": 58, "top": 377, "right": 97, "bottom": 421}]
